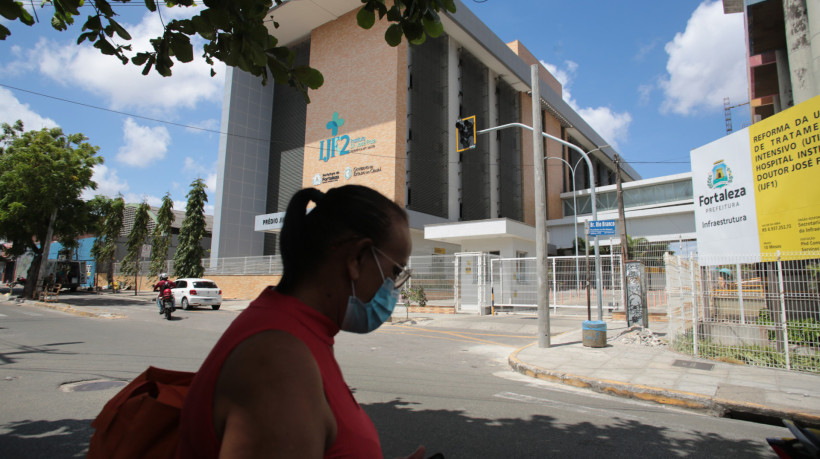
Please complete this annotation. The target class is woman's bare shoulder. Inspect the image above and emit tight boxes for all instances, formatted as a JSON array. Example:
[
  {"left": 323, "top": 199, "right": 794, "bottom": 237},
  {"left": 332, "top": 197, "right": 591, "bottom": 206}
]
[
  {"left": 213, "top": 330, "right": 335, "bottom": 456},
  {"left": 218, "top": 330, "right": 319, "bottom": 397}
]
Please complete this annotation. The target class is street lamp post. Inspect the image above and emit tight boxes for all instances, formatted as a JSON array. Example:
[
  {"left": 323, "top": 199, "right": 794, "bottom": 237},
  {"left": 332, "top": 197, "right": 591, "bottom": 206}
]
[
  {"left": 544, "top": 155, "right": 583, "bottom": 291},
  {"left": 480, "top": 120, "right": 608, "bottom": 320}
]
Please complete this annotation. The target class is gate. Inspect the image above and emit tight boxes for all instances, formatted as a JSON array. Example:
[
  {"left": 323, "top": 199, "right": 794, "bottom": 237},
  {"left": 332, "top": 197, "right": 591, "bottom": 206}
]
[{"left": 454, "top": 253, "right": 496, "bottom": 313}]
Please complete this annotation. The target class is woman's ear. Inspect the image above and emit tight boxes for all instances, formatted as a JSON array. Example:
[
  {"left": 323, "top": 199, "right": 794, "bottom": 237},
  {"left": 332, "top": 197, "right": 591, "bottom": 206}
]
[{"left": 345, "top": 238, "right": 373, "bottom": 281}]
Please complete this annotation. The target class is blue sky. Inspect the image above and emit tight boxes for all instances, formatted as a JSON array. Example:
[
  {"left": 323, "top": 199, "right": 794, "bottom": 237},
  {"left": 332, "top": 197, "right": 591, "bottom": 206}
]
[{"left": 0, "top": 1, "right": 749, "bottom": 214}]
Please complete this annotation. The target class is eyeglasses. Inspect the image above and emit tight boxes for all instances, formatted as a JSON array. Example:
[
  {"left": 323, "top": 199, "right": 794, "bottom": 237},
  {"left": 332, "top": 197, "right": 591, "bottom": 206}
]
[{"left": 372, "top": 246, "right": 413, "bottom": 289}]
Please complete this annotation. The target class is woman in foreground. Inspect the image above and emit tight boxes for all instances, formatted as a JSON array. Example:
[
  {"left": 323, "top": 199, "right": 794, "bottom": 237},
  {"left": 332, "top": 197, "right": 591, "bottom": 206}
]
[{"left": 176, "top": 185, "right": 423, "bottom": 458}]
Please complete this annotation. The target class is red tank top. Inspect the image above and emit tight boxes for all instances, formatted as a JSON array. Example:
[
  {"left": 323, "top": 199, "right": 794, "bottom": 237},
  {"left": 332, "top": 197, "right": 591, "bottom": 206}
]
[{"left": 176, "top": 288, "right": 382, "bottom": 458}]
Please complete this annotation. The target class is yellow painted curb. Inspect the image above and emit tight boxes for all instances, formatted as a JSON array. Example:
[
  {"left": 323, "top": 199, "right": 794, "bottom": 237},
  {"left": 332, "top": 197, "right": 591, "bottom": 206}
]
[{"left": 508, "top": 342, "right": 820, "bottom": 426}]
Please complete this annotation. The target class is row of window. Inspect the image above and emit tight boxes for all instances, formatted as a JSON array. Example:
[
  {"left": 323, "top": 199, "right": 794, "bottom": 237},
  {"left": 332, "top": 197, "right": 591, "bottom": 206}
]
[{"left": 562, "top": 179, "right": 693, "bottom": 217}]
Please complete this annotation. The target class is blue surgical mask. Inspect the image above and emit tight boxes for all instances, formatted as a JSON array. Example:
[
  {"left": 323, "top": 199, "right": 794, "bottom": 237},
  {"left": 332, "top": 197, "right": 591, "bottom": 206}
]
[{"left": 342, "top": 248, "right": 400, "bottom": 334}]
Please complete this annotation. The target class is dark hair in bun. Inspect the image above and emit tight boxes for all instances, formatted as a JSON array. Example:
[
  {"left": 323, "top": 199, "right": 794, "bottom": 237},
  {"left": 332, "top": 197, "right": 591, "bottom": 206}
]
[{"left": 277, "top": 185, "right": 407, "bottom": 292}]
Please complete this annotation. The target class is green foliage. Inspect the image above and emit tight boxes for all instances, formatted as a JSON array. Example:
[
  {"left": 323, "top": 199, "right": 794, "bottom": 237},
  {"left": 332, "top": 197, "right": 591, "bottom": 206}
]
[
  {"left": 358, "top": 0, "right": 454, "bottom": 46},
  {"left": 1, "top": 0, "right": 452, "bottom": 101},
  {"left": 756, "top": 309, "right": 820, "bottom": 346},
  {"left": 807, "top": 262, "right": 820, "bottom": 292},
  {"left": 120, "top": 202, "right": 151, "bottom": 276},
  {"left": 400, "top": 285, "right": 427, "bottom": 307},
  {"left": 148, "top": 193, "right": 175, "bottom": 281},
  {"left": 173, "top": 178, "right": 208, "bottom": 279},
  {"left": 789, "top": 318, "right": 820, "bottom": 346},
  {"left": 90, "top": 196, "right": 125, "bottom": 285},
  {"left": 673, "top": 331, "right": 820, "bottom": 374},
  {"left": 0, "top": 120, "right": 102, "bottom": 297}
]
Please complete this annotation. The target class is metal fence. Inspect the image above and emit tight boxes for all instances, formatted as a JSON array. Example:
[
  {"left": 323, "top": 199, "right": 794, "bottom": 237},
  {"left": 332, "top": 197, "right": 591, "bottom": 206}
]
[
  {"left": 666, "top": 252, "right": 820, "bottom": 374},
  {"left": 111, "top": 255, "right": 284, "bottom": 277},
  {"left": 405, "top": 254, "right": 456, "bottom": 307},
  {"left": 490, "top": 254, "right": 623, "bottom": 313}
]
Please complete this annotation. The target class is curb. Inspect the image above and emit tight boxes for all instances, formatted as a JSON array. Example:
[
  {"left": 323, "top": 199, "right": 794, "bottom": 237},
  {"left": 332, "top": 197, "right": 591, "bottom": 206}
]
[
  {"left": 9, "top": 299, "right": 124, "bottom": 320},
  {"left": 508, "top": 343, "right": 820, "bottom": 429}
]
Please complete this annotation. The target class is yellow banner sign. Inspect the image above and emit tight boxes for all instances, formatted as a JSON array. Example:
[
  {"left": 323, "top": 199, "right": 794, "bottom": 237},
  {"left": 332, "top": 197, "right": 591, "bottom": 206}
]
[{"left": 748, "top": 94, "right": 820, "bottom": 259}]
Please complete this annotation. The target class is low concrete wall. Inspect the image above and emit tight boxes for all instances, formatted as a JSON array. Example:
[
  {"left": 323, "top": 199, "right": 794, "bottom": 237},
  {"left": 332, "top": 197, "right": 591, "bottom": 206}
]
[
  {"left": 97, "top": 274, "right": 281, "bottom": 300},
  {"left": 206, "top": 275, "right": 281, "bottom": 300}
]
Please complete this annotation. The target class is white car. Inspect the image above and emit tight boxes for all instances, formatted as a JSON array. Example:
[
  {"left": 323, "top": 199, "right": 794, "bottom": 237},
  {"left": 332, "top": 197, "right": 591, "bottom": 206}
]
[{"left": 171, "top": 278, "right": 223, "bottom": 310}]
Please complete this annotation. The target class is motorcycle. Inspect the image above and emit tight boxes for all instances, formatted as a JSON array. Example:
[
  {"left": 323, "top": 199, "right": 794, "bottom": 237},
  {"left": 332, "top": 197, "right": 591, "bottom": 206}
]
[
  {"left": 160, "top": 288, "right": 175, "bottom": 320},
  {"left": 766, "top": 419, "right": 820, "bottom": 458}
]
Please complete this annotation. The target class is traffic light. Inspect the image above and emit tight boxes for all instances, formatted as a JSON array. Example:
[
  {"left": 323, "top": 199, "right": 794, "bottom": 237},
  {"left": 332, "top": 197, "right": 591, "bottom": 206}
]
[{"left": 455, "top": 116, "right": 476, "bottom": 152}]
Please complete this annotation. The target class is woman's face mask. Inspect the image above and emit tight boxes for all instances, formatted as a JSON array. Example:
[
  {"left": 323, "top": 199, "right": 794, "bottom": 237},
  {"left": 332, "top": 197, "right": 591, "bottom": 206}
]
[{"left": 341, "top": 247, "right": 400, "bottom": 334}]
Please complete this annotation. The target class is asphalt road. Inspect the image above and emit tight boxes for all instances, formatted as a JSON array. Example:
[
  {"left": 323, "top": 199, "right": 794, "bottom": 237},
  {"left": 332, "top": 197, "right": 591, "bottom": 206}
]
[{"left": 0, "top": 299, "right": 789, "bottom": 458}]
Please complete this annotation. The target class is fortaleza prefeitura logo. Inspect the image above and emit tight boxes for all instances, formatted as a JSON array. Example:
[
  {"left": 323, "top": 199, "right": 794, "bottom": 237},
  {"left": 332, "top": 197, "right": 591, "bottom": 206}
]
[
  {"left": 699, "top": 159, "right": 746, "bottom": 207},
  {"left": 707, "top": 160, "right": 733, "bottom": 189}
]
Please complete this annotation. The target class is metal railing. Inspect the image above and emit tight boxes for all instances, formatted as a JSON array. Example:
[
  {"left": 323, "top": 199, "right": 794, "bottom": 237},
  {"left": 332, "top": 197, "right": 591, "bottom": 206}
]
[
  {"left": 666, "top": 251, "right": 820, "bottom": 374},
  {"left": 111, "top": 256, "right": 284, "bottom": 277}
]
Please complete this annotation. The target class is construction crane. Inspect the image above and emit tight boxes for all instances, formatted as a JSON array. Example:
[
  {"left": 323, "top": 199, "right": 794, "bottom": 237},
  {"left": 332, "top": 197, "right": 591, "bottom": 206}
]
[{"left": 724, "top": 97, "right": 750, "bottom": 134}]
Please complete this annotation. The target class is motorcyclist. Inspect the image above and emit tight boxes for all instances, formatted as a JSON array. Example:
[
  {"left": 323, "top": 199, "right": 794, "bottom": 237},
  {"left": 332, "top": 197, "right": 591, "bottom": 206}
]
[{"left": 153, "top": 273, "right": 174, "bottom": 314}]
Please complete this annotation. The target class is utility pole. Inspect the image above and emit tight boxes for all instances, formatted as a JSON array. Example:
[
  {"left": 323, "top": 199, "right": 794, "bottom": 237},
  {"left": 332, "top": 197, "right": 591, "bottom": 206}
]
[
  {"left": 531, "top": 64, "right": 550, "bottom": 348},
  {"left": 615, "top": 153, "right": 629, "bottom": 315}
]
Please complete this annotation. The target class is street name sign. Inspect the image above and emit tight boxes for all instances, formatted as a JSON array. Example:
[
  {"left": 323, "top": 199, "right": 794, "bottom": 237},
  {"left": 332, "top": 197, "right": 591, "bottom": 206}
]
[{"left": 588, "top": 219, "right": 617, "bottom": 236}]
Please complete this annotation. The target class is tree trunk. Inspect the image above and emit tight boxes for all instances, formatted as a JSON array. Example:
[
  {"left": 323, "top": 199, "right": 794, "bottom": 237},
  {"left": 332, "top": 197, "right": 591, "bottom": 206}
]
[
  {"left": 31, "top": 208, "right": 58, "bottom": 299},
  {"left": 23, "top": 255, "right": 40, "bottom": 299}
]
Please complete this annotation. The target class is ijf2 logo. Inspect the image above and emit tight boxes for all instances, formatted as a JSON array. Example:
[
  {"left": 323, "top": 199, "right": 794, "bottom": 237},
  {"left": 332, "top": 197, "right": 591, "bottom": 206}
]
[
  {"left": 319, "top": 112, "right": 350, "bottom": 162},
  {"left": 707, "top": 160, "right": 733, "bottom": 189}
]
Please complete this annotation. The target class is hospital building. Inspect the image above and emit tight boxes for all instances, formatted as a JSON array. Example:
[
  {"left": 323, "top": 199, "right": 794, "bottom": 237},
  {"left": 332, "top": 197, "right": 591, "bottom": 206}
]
[{"left": 211, "top": 0, "right": 641, "bottom": 262}]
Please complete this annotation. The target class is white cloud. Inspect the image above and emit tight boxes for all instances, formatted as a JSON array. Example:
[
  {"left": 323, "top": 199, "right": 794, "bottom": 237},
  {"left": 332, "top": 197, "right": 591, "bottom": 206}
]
[
  {"left": 540, "top": 59, "right": 632, "bottom": 148},
  {"left": 637, "top": 83, "right": 654, "bottom": 106},
  {"left": 660, "top": 1, "right": 747, "bottom": 115},
  {"left": 0, "top": 88, "right": 58, "bottom": 130},
  {"left": 183, "top": 156, "right": 198, "bottom": 172},
  {"left": 182, "top": 156, "right": 217, "bottom": 191},
  {"left": 205, "top": 172, "right": 217, "bottom": 190},
  {"left": 576, "top": 107, "right": 632, "bottom": 148},
  {"left": 83, "top": 164, "right": 129, "bottom": 200},
  {"left": 540, "top": 60, "right": 575, "bottom": 98},
  {"left": 116, "top": 118, "right": 171, "bottom": 166},
  {"left": 12, "top": 8, "right": 224, "bottom": 114}
]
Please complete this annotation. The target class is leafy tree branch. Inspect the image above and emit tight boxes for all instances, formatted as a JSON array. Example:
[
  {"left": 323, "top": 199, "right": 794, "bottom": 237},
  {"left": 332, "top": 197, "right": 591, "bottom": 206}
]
[{"left": 0, "top": 0, "right": 455, "bottom": 101}]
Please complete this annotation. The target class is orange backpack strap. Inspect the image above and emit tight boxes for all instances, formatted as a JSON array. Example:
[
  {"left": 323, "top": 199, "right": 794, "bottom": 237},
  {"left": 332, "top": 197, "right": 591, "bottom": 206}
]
[{"left": 88, "top": 366, "right": 196, "bottom": 459}]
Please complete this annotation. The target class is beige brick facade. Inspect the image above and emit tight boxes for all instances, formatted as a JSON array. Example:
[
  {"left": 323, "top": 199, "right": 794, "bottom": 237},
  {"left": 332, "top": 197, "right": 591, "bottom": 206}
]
[{"left": 303, "top": 10, "right": 408, "bottom": 205}]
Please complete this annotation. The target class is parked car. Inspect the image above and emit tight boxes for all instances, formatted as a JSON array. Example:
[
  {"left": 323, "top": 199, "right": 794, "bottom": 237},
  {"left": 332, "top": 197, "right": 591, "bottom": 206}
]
[{"left": 171, "top": 278, "right": 222, "bottom": 310}]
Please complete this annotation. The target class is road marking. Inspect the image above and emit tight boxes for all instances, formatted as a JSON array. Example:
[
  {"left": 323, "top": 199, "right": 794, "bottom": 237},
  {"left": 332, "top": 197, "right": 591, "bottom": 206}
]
[{"left": 0, "top": 313, "right": 6, "bottom": 317}]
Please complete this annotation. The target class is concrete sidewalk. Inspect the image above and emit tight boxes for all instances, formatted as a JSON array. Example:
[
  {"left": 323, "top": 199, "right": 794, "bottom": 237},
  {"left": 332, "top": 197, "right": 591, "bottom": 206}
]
[
  {"left": 508, "top": 318, "right": 820, "bottom": 429},
  {"left": 390, "top": 310, "right": 820, "bottom": 427}
]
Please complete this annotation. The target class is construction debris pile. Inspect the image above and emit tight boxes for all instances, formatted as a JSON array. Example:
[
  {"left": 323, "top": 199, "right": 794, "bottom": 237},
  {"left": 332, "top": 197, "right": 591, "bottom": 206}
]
[{"left": 616, "top": 326, "right": 667, "bottom": 347}]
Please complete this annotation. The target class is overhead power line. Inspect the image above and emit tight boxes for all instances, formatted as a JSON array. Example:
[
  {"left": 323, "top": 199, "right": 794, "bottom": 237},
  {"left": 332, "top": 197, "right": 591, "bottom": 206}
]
[{"left": 0, "top": 82, "right": 691, "bottom": 169}]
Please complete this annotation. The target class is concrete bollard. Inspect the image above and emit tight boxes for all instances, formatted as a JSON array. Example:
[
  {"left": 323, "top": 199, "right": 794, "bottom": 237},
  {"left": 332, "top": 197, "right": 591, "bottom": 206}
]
[{"left": 582, "top": 320, "right": 607, "bottom": 348}]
